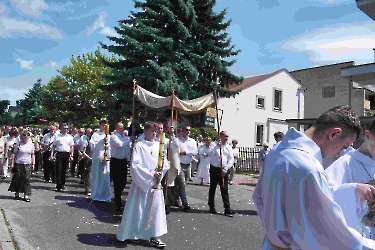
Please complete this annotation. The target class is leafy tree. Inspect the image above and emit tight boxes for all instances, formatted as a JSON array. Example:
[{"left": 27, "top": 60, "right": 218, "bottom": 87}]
[
  {"left": 15, "top": 79, "right": 44, "bottom": 124},
  {"left": 42, "top": 48, "right": 117, "bottom": 127},
  {"left": 101, "top": 0, "right": 242, "bottom": 123},
  {"left": 0, "top": 100, "right": 10, "bottom": 116}
]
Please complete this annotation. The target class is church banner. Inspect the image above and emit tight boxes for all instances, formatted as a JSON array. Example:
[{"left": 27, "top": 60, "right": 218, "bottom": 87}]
[{"left": 134, "top": 85, "right": 215, "bottom": 113}]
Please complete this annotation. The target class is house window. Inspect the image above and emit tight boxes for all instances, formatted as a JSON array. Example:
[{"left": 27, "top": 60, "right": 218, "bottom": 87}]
[
  {"left": 255, "top": 124, "right": 264, "bottom": 146},
  {"left": 256, "top": 95, "right": 265, "bottom": 109},
  {"left": 273, "top": 88, "right": 282, "bottom": 111},
  {"left": 322, "top": 85, "right": 335, "bottom": 98}
]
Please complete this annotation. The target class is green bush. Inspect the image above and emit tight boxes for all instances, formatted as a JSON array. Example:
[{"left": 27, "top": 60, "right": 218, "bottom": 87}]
[{"left": 190, "top": 127, "right": 218, "bottom": 140}]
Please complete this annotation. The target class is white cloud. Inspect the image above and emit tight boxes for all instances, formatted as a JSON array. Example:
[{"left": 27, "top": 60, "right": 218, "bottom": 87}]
[
  {"left": 280, "top": 22, "right": 375, "bottom": 64},
  {"left": 16, "top": 58, "right": 35, "bottom": 70},
  {"left": 87, "top": 11, "right": 119, "bottom": 37},
  {"left": 43, "top": 60, "right": 60, "bottom": 70},
  {"left": 0, "top": 16, "right": 63, "bottom": 39},
  {"left": 10, "top": 0, "right": 48, "bottom": 17},
  {"left": 0, "top": 2, "right": 7, "bottom": 13}
]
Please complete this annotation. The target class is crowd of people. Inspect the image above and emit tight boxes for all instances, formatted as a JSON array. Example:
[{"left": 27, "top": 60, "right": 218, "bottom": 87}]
[{"left": 0, "top": 119, "right": 241, "bottom": 248}]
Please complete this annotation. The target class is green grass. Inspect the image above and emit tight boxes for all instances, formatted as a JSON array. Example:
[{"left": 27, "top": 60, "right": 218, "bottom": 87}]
[{"left": 1, "top": 208, "right": 20, "bottom": 250}]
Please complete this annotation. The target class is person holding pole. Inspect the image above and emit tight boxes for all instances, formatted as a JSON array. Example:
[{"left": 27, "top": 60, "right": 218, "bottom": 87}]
[{"left": 207, "top": 131, "right": 235, "bottom": 217}]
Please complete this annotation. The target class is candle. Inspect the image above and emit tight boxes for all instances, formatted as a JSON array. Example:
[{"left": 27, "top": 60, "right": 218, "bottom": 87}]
[
  {"left": 158, "top": 132, "right": 165, "bottom": 167},
  {"left": 105, "top": 124, "right": 109, "bottom": 134}
]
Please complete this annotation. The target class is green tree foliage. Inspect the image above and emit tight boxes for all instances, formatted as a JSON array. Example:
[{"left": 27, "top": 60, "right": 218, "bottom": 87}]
[
  {"left": 42, "top": 48, "right": 116, "bottom": 127},
  {"left": 0, "top": 100, "right": 9, "bottom": 116},
  {"left": 15, "top": 79, "right": 44, "bottom": 124},
  {"left": 101, "top": 0, "right": 242, "bottom": 123},
  {"left": 190, "top": 127, "right": 218, "bottom": 140}
]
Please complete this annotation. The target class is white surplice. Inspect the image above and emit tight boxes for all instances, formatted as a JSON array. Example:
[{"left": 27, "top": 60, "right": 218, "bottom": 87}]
[
  {"left": 326, "top": 150, "right": 375, "bottom": 239},
  {"left": 253, "top": 128, "right": 375, "bottom": 250},
  {"left": 196, "top": 144, "right": 211, "bottom": 181},
  {"left": 90, "top": 131, "right": 111, "bottom": 202},
  {"left": 117, "top": 139, "right": 170, "bottom": 241}
]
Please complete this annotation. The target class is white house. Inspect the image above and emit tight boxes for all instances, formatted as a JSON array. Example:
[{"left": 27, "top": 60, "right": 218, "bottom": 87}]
[{"left": 218, "top": 68, "right": 305, "bottom": 148}]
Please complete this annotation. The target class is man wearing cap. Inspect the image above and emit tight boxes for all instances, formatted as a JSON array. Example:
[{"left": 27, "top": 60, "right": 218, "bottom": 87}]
[{"left": 258, "top": 142, "right": 270, "bottom": 176}]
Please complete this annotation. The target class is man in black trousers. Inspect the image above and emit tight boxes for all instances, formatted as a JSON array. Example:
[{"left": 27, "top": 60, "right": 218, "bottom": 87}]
[
  {"left": 50, "top": 123, "right": 74, "bottom": 192},
  {"left": 110, "top": 122, "right": 131, "bottom": 212},
  {"left": 40, "top": 126, "right": 56, "bottom": 183},
  {"left": 207, "top": 131, "right": 236, "bottom": 217}
]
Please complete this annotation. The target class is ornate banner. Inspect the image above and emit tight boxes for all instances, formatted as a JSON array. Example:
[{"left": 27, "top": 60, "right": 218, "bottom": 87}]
[{"left": 134, "top": 85, "right": 215, "bottom": 113}]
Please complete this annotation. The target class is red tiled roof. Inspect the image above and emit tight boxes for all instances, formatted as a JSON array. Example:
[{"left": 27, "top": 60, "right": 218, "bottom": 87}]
[{"left": 229, "top": 69, "right": 285, "bottom": 91}]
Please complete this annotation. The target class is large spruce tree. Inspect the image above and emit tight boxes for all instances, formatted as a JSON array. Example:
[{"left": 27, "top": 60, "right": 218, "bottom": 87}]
[{"left": 101, "top": 0, "right": 242, "bottom": 120}]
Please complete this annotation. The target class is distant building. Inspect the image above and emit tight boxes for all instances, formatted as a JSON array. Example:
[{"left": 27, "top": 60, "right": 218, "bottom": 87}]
[
  {"left": 218, "top": 68, "right": 305, "bottom": 148},
  {"left": 8, "top": 106, "right": 22, "bottom": 118}
]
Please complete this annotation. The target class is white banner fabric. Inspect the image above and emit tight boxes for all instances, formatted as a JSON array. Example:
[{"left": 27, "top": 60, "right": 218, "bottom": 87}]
[{"left": 134, "top": 85, "right": 215, "bottom": 113}]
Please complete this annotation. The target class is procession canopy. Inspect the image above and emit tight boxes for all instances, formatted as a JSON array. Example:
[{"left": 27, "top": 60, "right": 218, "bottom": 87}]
[{"left": 134, "top": 84, "right": 215, "bottom": 114}]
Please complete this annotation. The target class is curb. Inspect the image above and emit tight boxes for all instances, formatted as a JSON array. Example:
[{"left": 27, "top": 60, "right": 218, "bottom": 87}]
[{"left": 0, "top": 209, "right": 17, "bottom": 250}]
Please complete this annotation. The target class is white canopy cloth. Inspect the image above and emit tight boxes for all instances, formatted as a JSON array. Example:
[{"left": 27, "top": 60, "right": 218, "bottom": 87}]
[{"left": 134, "top": 84, "right": 215, "bottom": 114}]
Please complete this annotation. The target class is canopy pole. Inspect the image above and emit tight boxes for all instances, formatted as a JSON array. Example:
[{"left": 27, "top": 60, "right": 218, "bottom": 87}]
[{"left": 214, "top": 90, "right": 224, "bottom": 187}]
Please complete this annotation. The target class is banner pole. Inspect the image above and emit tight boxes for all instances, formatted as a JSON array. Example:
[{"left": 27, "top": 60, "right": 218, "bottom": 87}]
[
  {"left": 130, "top": 80, "right": 137, "bottom": 159},
  {"left": 214, "top": 90, "right": 224, "bottom": 187},
  {"left": 166, "top": 89, "right": 174, "bottom": 199}
]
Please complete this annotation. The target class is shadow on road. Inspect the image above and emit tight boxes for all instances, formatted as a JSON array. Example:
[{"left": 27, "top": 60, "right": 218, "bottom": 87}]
[
  {"left": 76, "top": 233, "right": 156, "bottom": 248},
  {"left": 0, "top": 194, "right": 16, "bottom": 200},
  {"left": 55, "top": 195, "right": 124, "bottom": 224},
  {"left": 234, "top": 209, "right": 257, "bottom": 216}
]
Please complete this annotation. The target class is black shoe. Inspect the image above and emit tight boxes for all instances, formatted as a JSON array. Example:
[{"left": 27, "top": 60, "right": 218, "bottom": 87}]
[
  {"left": 165, "top": 206, "right": 171, "bottom": 215},
  {"left": 209, "top": 207, "right": 217, "bottom": 214},
  {"left": 183, "top": 205, "right": 191, "bottom": 212},
  {"left": 224, "top": 209, "right": 235, "bottom": 217},
  {"left": 116, "top": 206, "right": 123, "bottom": 212},
  {"left": 79, "top": 181, "right": 84, "bottom": 184},
  {"left": 14, "top": 194, "right": 20, "bottom": 200}
]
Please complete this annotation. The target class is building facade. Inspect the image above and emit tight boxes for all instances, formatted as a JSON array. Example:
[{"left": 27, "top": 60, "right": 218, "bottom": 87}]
[{"left": 218, "top": 69, "right": 304, "bottom": 148}]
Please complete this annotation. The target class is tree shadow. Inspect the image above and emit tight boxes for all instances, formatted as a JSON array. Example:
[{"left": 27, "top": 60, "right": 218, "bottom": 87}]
[{"left": 55, "top": 195, "right": 125, "bottom": 224}]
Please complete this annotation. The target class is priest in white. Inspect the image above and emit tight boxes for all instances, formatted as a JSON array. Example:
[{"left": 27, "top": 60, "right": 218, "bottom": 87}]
[
  {"left": 326, "top": 119, "right": 375, "bottom": 239},
  {"left": 90, "top": 120, "right": 111, "bottom": 202},
  {"left": 253, "top": 106, "right": 375, "bottom": 250},
  {"left": 117, "top": 121, "right": 169, "bottom": 248}
]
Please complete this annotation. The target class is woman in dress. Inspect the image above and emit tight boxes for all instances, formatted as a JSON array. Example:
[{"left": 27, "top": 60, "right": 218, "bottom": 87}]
[
  {"left": 2, "top": 128, "right": 18, "bottom": 179},
  {"left": 196, "top": 138, "right": 212, "bottom": 185},
  {"left": 8, "top": 130, "right": 35, "bottom": 202}
]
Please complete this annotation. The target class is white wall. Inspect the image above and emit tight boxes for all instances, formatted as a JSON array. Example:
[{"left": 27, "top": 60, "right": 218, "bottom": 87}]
[{"left": 218, "top": 70, "right": 303, "bottom": 147}]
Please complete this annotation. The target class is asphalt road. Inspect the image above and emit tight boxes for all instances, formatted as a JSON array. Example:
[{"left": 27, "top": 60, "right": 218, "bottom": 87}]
[{"left": 0, "top": 172, "right": 264, "bottom": 250}]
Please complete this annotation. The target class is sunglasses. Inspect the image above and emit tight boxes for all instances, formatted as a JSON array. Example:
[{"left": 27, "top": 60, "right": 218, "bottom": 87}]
[{"left": 63, "top": 127, "right": 69, "bottom": 130}]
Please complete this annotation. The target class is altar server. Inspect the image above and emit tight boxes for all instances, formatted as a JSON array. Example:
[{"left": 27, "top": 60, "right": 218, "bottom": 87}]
[
  {"left": 90, "top": 120, "right": 111, "bottom": 202},
  {"left": 116, "top": 121, "right": 169, "bottom": 248},
  {"left": 253, "top": 105, "right": 375, "bottom": 249},
  {"left": 326, "top": 118, "right": 375, "bottom": 239}
]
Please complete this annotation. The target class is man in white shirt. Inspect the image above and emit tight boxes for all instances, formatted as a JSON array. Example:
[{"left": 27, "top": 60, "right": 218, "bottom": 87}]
[
  {"left": 71, "top": 128, "right": 81, "bottom": 177},
  {"left": 51, "top": 123, "right": 74, "bottom": 192},
  {"left": 110, "top": 122, "right": 131, "bottom": 212},
  {"left": 178, "top": 126, "right": 198, "bottom": 182},
  {"left": 229, "top": 139, "right": 239, "bottom": 185},
  {"left": 208, "top": 131, "right": 235, "bottom": 217},
  {"left": 40, "top": 126, "right": 57, "bottom": 183},
  {"left": 253, "top": 105, "right": 375, "bottom": 249}
]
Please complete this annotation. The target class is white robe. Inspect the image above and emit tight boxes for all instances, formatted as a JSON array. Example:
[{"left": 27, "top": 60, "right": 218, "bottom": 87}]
[
  {"left": 117, "top": 139, "right": 170, "bottom": 241},
  {"left": 90, "top": 131, "right": 111, "bottom": 202},
  {"left": 196, "top": 145, "right": 210, "bottom": 181},
  {"left": 253, "top": 128, "right": 375, "bottom": 250},
  {"left": 326, "top": 150, "right": 374, "bottom": 239}
]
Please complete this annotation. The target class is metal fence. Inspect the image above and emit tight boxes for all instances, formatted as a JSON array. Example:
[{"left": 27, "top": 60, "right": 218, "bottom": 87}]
[{"left": 235, "top": 147, "right": 261, "bottom": 172}]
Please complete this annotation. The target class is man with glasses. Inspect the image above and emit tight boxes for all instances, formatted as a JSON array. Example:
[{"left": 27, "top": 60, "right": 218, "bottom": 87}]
[
  {"left": 50, "top": 123, "right": 74, "bottom": 192},
  {"left": 207, "top": 131, "right": 235, "bottom": 217},
  {"left": 40, "top": 126, "right": 57, "bottom": 183},
  {"left": 178, "top": 126, "right": 198, "bottom": 182}
]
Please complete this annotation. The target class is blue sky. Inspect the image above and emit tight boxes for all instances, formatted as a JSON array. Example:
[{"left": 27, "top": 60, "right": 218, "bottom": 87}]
[{"left": 1, "top": 0, "right": 375, "bottom": 105}]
